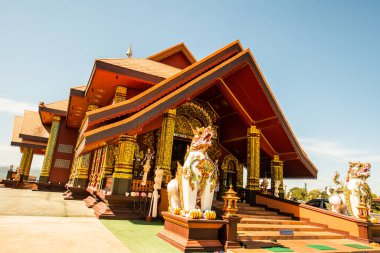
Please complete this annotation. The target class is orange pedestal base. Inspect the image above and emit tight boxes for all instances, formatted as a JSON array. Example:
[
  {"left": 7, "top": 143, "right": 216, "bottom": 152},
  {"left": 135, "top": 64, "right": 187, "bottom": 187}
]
[{"left": 157, "top": 211, "right": 225, "bottom": 252}]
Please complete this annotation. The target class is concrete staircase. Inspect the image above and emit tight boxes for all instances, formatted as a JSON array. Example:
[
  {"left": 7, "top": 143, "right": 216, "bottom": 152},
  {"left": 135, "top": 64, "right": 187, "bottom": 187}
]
[{"left": 213, "top": 201, "right": 345, "bottom": 248}]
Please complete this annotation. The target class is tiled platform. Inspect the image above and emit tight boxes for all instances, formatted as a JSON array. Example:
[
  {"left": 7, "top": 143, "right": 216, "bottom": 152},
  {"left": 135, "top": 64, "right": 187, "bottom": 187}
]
[{"left": 228, "top": 239, "right": 380, "bottom": 253}]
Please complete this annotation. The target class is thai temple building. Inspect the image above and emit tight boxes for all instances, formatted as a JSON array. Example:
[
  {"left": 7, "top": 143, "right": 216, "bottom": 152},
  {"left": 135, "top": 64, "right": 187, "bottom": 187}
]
[
  {"left": 8, "top": 41, "right": 379, "bottom": 249},
  {"left": 10, "top": 40, "right": 317, "bottom": 199}
]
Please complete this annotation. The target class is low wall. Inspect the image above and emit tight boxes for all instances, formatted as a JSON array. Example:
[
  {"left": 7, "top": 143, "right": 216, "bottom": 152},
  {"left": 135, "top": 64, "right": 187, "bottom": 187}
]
[{"left": 255, "top": 193, "right": 379, "bottom": 242}]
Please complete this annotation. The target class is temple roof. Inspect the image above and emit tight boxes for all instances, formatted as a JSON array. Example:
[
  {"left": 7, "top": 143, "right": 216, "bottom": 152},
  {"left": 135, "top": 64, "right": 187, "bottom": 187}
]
[
  {"left": 76, "top": 40, "right": 318, "bottom": 179},
  {"left": 80, "top": 41, "right": 243, "bottom": 129},
  {"left": 20, "top": 110, "right": 50, "bottom": 142},
  {"left": 96, "top": 58, "right": 181, "bottom": 79},
  {"left": 11, "top": 115, "right": 48, "bottom": 152},
  {"left": 39, "top": 99, "right": 68, "bottom": 124},
  {"left": 66, "top": 45, "right": 191, "bottom": 129}
]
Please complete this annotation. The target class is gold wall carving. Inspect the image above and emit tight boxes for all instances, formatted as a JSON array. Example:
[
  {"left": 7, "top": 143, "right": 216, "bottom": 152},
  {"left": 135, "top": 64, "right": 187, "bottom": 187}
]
[
  {"left": 113, "top": 85, "right": 127, "bottom": 104},
  {"left": 87, "top": 104, "right": 100, "bottom": 111},
  {"left": 206, "top": 138, "right": 221, "bottom": 163},
  {"left": 175, "top": 100, "right": 218, "bottom": 139}
]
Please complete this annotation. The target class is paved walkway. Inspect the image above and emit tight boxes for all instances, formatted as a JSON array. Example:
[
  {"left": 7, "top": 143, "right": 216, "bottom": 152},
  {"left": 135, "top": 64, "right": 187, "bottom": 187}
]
[{"left": 0, "top": 188, "right": 131, "bottom": 253}]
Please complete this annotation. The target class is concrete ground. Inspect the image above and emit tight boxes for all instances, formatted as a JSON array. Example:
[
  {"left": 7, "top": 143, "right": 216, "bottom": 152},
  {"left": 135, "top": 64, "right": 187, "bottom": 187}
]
[{"left": 0, "top": 188, "right": 131, "bottom": 253}]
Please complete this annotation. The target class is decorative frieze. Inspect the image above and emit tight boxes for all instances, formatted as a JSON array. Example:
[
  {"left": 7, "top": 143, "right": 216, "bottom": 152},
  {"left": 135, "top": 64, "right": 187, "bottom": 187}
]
[
  {"left": 57, "top": 144, "right": 73, "bottom": 154},
  {"left": 54, "top": 158, "right": 71, "bottom": 169}
]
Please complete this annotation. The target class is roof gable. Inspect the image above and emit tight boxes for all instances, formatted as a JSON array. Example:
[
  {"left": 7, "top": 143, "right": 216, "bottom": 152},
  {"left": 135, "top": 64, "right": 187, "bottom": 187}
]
[{"left": 148, "top": 42, "right": 196, "bottom": 68}]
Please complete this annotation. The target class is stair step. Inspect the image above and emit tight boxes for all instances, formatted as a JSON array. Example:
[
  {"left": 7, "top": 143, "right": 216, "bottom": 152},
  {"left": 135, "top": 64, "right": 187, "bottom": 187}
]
[
  {"left": 240, "top": 218, "right": 305, "bottom": 225},
  {"left": 238, "top": 224, "right": 324, "bottom": 232},
  {"left": 213, "top": 205, "right": 266, "bottom": 211},
  {"left": 238, "top": 210, "right": 278, "bottom": 215},
  {"left": 237, "top": 214, "right": 291, "bottom": 220},
  {"left": 238, "top": 231, "right": 345, "bottom": 241}
]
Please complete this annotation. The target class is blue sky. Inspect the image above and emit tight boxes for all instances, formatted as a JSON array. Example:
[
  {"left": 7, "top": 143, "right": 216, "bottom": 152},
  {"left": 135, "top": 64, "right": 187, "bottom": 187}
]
[{"left": 0, "top": 1, "right": 379, "bottom": 194}]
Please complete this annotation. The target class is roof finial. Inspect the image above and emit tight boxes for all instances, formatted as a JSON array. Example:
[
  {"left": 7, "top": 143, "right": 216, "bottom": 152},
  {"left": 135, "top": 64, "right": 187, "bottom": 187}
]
[{"left": 126, "top": 43, "right": 132, "bottom": 58}]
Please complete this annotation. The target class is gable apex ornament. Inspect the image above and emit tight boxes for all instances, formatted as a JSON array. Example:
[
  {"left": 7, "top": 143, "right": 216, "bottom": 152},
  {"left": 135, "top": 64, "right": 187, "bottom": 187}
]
[{"left": 126, "top": 43, "right": 132, "bottom": 58}]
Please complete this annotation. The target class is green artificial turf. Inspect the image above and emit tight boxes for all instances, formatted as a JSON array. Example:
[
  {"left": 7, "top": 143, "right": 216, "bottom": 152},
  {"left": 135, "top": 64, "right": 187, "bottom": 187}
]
[
  {"left": 307, "top": 244, "right": 336, "bottom": 250},
  {"left": 262, "top": 246, "right": 294, "bottom": 252},
  {"left": 343, "top": 243, "right": 373, "bottom": 249},
  {"left": 101, "top": 220, "right": 181, "bottom": 253}
]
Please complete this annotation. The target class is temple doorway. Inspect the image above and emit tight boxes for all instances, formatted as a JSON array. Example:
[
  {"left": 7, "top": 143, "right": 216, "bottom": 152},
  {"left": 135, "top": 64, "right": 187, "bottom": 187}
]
[
  {"left": 221, "top": 156, "right": 240, "bottom": 194},
  {"left": 170, "top": 138, "right": 191, "bottom": 176},
  {"left": 225, "top": 170, "right": 237, "bottom": 190}
]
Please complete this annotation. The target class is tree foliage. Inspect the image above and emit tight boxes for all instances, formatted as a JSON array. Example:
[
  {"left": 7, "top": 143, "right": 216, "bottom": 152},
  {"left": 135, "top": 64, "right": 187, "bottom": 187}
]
[
  {"left": 288, "top": 187, "right": 307, "bottom": 201},
  {"left": 287, "top": 186, "right": 329, "bottom": 202}
]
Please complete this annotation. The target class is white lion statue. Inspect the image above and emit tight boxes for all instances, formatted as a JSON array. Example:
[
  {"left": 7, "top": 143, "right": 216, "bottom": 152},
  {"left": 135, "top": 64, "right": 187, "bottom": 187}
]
[
  {"left": 167, "top": 126, "right": 218, "bottom": 213},
  {"left": 328, "top": 162, "right": 372, "bottom": 219}
]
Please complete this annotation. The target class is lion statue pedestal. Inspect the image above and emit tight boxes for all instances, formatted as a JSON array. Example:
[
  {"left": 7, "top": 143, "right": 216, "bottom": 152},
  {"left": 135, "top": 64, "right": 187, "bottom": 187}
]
[{"left": 157, "top": 212, "right": 225, "bottom": 252}]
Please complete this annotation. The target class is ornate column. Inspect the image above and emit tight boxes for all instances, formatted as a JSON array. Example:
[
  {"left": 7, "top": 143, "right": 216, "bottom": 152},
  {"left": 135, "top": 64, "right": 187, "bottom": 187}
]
[
  {"left": 246, "top": 126, "right": 260, "bottom": 204},
  {"left": 156, "top": 109, "right": 176, "bottom": 184},
  {"left": 18, "top": 147, "right": 33, "bottom": 181},
  {"left": 270, "top": 155, "right": 279, "bottom": 192},
  {"left": 97, "top": 145, "right": 115, "bottom": 190},
  {"left": 22, "top": 148, "right": 34, "bottom": 181},
  {"left": 278, "top": 159, "right": 284, "bottom": 198},
  {"left": 112, "top": 134, "right": 136, "bottom": 195},
  {"left": 88, "top": 148, "right": 103, "bottom": 188},
  {"left": 270, "top": 155, "right": 284, "bottom": 198},
  {"left": 39, "top": 116, "right": 61, "bottom": 183},
  {"left": 73, "top": 153, "right": 91, "bottom": 187}
]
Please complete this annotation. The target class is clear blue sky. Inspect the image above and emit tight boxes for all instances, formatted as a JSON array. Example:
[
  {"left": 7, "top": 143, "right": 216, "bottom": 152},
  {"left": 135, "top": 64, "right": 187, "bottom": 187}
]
[{"left": 1, "top": 0, "right": 379, "bottom": 194}]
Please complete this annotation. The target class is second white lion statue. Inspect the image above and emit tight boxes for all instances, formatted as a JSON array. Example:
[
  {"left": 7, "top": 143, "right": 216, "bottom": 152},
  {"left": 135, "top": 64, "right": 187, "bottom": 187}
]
[{"left": 328, "top": 162, "right": 372, "bottom": 219}]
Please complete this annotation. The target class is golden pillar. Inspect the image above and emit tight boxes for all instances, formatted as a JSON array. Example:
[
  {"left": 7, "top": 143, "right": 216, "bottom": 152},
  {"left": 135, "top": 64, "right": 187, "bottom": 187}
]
[
  {"left": 246, "top": 126, "right": 260, "bottom": 191},
  {"left": 18, "top": 147, "right": 33, "bottom": 181},
  {"left": 97, "top": 145, "right": 115, "bottom": 190},
  {"left": 270, "top": 155, "right": 284, "bottom": 196},
  {"left": 22, "top": 148, "right": 34, "bottom": 181},
  {"left": 112, "top": 134, "right": 136, "bottom": 195},
  {"left": 88, "top": 148, "right": 103, "bottom": 188},
  {"left": 73, "top": 153, "right": 91, "bottom": 188},
  {"left": 39, "top": 116, "right": 61, "bottom": 183},
  {"left": 156, "top": 109, "right": 176, "bottom": 184},
  {"left": 278, "top": 160, "right": 284, "bottom": 198}
]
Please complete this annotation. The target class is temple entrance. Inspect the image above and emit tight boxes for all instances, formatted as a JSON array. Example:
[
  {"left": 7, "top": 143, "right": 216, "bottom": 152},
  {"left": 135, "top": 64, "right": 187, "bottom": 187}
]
[
  {"left": 221, "top": 155, "right": 240, "bottom": 194},
  {"left": 170, "top": 138, "right": 191, "bottom": 176},
  {"left": 225, "top": 170, "right": 237, "bottom": 190}
]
